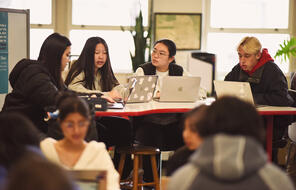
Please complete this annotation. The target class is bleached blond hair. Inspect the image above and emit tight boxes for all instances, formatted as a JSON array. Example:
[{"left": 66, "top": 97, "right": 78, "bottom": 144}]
[{"left": 237, "top": 36, "right": 262, "bottom": 55}]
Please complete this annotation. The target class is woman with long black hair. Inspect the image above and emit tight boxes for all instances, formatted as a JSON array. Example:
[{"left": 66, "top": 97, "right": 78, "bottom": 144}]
[
  {"left": 65, "top": 36, "right": 126, "bottom": 102},
  {"left": 2, "top": 33, "right": 71, "bottom": 138}
]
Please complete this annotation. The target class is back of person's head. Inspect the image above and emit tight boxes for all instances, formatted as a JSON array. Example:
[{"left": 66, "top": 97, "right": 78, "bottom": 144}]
[
  {"left": 0, "top": 112, "right": 40, "bottom": 169},
  {"left": 154, "top": 39, "right": 176, "bottom": 59},
  {"left": 38, "top": 33, "right": 71, "bottom": 90},
  {"left": 6, "top": 153, "right": 75, "bottom": 190},
  {"left": 57, "top": 92, "right": 90, "bottom": 122},
  {"left": 65, "top": 36, "right": 118, "bottom": 91},
  {"left": 198, "top": 96, "right": 265, "bottom": 145},
  {"left": 237, "top": 36, "right": 262, "bottom": 55}
]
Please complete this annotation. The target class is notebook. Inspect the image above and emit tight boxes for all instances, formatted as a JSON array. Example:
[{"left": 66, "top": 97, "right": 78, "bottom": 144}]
[
  {"left": 108, "top": 75, "right": 158, "bottom": 109},
  {"left": 154, "top": 76, "right": 201, "bottom": 102},
  {"left": 69, "top": 170, "right": 107, "bottom": 190},
  {"left": 214, "top": 80, "right": 256, "bottom": 104}
]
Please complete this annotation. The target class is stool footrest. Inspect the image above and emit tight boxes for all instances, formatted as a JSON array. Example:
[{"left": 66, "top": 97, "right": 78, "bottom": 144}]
[{"left": 138, "top": 182, "right": 156, "bottom": 186}]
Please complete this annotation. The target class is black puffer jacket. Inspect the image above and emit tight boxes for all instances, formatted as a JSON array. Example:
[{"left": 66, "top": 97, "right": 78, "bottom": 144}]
[
  {"left": 2, "top": 59, "right": 61, "bottom": 134},
  {"left": 225, "top": 62, "right": 294, "bottom": 106}
]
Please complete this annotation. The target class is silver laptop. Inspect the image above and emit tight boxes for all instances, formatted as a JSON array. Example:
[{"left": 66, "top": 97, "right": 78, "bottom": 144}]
[
  {"left": 69, "top": 170, "right": 107, "bottom": 190},
  {"left": 155, "top": 76, "right": 201, "bottom": 102},
  {"left": 108, "top": 75, "right": 158, "bottom": 109},
  {"left": 214, "top": 81, "right": 255, "bottom": 104}
]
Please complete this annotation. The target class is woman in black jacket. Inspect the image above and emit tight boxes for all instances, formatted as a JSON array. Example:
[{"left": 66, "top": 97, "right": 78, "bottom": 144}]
[{"left": 1, "top": 33, "right": 71, "bottom": 138}]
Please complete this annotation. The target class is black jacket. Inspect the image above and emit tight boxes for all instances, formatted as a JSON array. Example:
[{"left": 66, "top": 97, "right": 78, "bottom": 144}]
[
  {"left": 225, "top": 61, "right": 294, "bottom": 106},
  {"left": 2, "top": 59, "right": 61, "bottom": 134},
  {"left": 140, "top": 62, "right": 183, "bottom": 76}
]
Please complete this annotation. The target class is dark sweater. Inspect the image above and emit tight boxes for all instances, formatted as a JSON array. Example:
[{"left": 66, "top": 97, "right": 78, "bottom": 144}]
[
  {"left": 225, "top": 61, "right": 294, "bottom": 106},
  {"left": 140, "top": 62, "right": 183, "bottom": 76}
]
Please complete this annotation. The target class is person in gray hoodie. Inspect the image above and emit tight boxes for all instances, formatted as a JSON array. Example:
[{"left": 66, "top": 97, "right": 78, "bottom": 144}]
[{"left": 168, "top": 96, "right": 295, "bottom": 190}]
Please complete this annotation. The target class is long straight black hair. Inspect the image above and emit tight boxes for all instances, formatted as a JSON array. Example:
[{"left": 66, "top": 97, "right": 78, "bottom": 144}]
[
  {"left": 64, "top": 37, "right": 119, "bottom": 91},
  {"left": 38, "top": 33, "right": 71, "bottom": 90}
]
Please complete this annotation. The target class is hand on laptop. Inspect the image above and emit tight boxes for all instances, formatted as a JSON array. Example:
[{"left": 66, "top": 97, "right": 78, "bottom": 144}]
[
  {"left": 101, "top": 95, "right": 115, "bottom": 103},
  {"left": 108, "top": 89, "right": 122, "bottom": 101},
  {"left": 155, "top": 90, "right": 160, "bottom": 98}
]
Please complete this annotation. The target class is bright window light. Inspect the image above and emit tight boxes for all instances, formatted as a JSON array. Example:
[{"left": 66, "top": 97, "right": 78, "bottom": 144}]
[
  {"left": 30, "top": 29, "right": 54, "bottom": 59},
  {"left": 207, "top": 33, "right": 290, "bottom": 80},
  {"left": 72, "top": 0, "right": 148, "bottom": 26},
  {"left": 0, "top": 0, "right": 52, "bottom": 24},
  {"left": 70, "top": 30, "right": 134, "bottom": 73},
  {"left": 210, "top": 0, "right": 289, "bottom": 28}
]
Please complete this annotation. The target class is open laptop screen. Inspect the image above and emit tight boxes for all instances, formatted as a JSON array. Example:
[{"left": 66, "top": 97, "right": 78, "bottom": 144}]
[
  {"left": 69, "top": 170, "right": 107, "bottom": 190},
  {"left": 214, "top": 80, "right": 254, "bottom": 105}
]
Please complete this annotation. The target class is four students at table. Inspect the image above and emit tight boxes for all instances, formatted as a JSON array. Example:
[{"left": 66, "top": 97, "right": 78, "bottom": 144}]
[{"left": 2, "top": 32, "right": 296, "bottom": 189}]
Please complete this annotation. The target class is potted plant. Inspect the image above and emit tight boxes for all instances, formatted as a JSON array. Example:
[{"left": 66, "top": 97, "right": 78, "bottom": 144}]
[{"left": 122, "top": 10, "right": 152, "bottom": 72}]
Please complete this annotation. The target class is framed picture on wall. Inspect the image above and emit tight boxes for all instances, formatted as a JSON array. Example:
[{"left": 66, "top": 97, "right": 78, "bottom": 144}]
[{"left": 154, "top": 13, "right": 202, "bottom": 50}]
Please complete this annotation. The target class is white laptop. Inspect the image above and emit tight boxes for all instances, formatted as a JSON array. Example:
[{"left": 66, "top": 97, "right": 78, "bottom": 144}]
[
  {"left": 214, "top": 80, "right": 256, "bottom": 104},
  {"left": 108, "top": 75, "right": 158, "bottom": 109},
  {"left": 155, "top": 76, "right": 201, "bottom": 102}
]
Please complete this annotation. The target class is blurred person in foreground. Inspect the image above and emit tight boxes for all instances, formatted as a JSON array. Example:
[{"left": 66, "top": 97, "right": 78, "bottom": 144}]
[{"left": 168, "top": 96, "right": 295, "bottom": 190}]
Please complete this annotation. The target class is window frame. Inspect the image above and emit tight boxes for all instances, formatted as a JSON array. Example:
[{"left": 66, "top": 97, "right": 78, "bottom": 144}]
[
  {"left": 203, "top": 0, "right": 295, "bottom": 79},
  {"left": 67, "top": 0, "right": 152, "bottom": 73},
  {"left": 29, "top": 0, "right": 55, "bottom": 29}
]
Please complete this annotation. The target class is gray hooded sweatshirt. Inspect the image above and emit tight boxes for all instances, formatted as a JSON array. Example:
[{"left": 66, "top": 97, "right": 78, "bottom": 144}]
[{"left": 168, "top": 134, "right": 294, "bottom": 190}]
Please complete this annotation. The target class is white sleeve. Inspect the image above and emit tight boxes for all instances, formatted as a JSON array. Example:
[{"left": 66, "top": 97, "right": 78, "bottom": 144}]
[
  {"left": 134, "top": 67, "right": 145, "bottom": 76},
  {"left": 96, "top": 146, "right": 120, "bottom": 190},
  {"left": 40, "top": 138, "right": 60, "bottom": 165}
]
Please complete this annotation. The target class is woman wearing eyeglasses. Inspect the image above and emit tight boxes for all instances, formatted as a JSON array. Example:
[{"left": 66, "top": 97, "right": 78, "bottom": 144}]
[
  {"left": 40, "top": 92, "right": 120, "bottom": 190},
  {"left": 133, "top": 39, "right": 189, "bottom": 182},
  {"left": 135, "top": 39, "right": 189, "bottom": 97}
]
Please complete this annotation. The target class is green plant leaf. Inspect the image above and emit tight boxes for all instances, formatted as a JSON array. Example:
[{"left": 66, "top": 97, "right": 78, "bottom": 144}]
[{"left": 275, "top": 37, "right": 296, "bottom": 63}]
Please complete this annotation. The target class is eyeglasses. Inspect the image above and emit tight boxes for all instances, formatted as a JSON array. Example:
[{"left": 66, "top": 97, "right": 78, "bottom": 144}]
[
  {"left": 62, "top": 121, "right": 89, "bottom": 129},
  {"left": 152, "top": 49, "right": 169, "bottom": 57}
]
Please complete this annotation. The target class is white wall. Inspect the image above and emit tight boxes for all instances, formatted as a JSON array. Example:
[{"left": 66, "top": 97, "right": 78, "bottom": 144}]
[
  {"left": 153, "top": 0, "right": 203, "bottom": 71},
  {"left": 0, "top": 12, "right": 28, "bottom": 109},
  {"left": 153, "top": 0, "right": 202, "bottom": 13}
]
